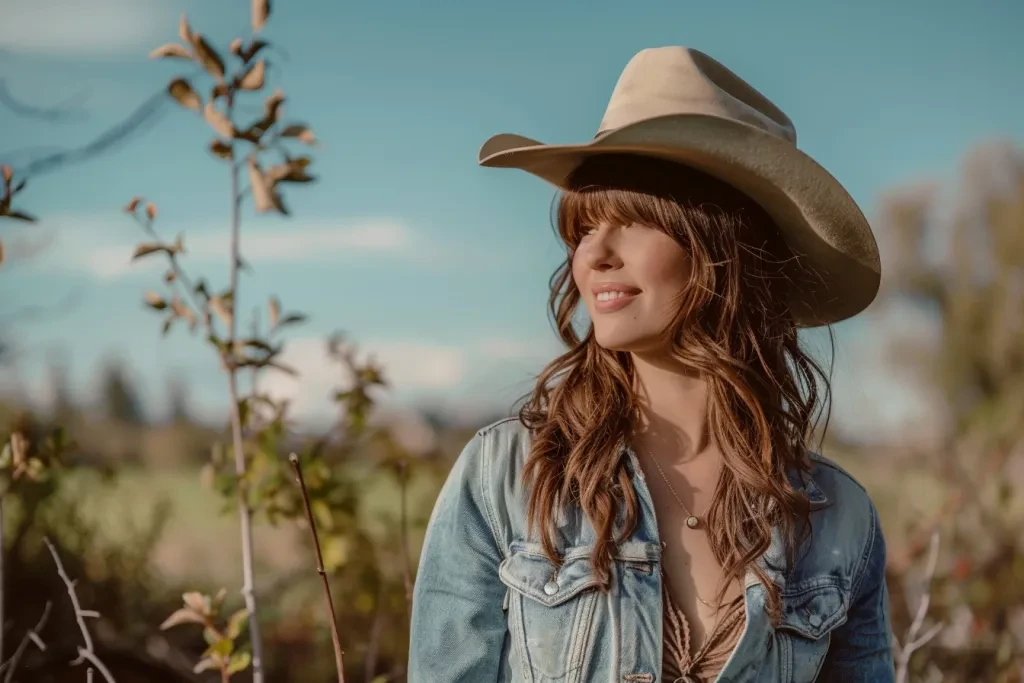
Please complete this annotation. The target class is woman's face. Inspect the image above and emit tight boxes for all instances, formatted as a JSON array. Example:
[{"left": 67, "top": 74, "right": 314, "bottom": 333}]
[{"left": 571, "top": 218, "right": 690, "bottom": 354}]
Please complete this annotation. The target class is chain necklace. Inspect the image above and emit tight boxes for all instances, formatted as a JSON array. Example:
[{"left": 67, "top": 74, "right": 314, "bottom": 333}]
[
  {"left": 639, "top": 444, "right": 706, "bottom": 530},
  {"left": 639, "top": 444, "right": 721, "bottom": 610}
]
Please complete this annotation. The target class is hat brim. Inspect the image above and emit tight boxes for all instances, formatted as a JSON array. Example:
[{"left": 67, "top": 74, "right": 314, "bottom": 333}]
[{"left": 478, "top": 113, "right": 880, "bottom": 327}]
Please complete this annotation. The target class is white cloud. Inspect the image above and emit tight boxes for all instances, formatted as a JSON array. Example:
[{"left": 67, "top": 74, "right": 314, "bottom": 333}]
[
  {"left": 29, "top": 216, "right": 417, "bottom": 279},
  {"left": 258, "top": 337, "right": 469, "bottom": 423},
  {"left": 0, "top": 0, "right": 173, "bottom": 57}
]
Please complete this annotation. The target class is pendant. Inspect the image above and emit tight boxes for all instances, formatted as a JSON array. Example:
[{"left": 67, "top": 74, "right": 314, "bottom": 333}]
[{"left": 685, "top": 515, "right": 700, "bottom": 529}]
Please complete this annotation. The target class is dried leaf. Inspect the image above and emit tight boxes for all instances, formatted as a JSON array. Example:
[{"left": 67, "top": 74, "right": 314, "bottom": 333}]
[
  {"left": 4, "top": 210, "right": 36, "bottom": 222},
  {"left": 160, "top": 607, "right": 204, "bottom": 630},
  {"left": 204, "top": 101, "right": 235, "bottom": 138},
  {"left": 144, "top": 291, "right": 167, "bottom": 310},
  {"left": 132, "top": 243, "right": 168, "bottom": 260},
  {"left": 229, "top": 37, "right": 244, "bottom": 56},
  {"left": 178, "top": 13, "right": 192, "bottom": 42},
  {"left": 210, "top": 82, "right": 230, "bottom": 101},
  {"left": 277, "top": 313, "right": 308, "bottom": 328},
  {"left": 242, "top": 39, "right": 269, "bottom": 63},
  {"left": 11, "top": 179, "right": 25, "bottom": 194},
  {"left": 193, "top": 657, "right": 219, "bottom": 674},
  {"left": 209, "top": 296, "right": 234, "bottom": 329},
  {"left": 145, "top": 202, "right": 157, "bottom": 220},
  {"left": 264, "top": 88, "right": 285, "bottom": 122},
  {"left": 1, "top": 164, "right": 12, "bottom": 184},
  {"left": 162, "top": 316, "right": 174, "bottom": 336},
  {"left": 125, "top": 196, "right": 142, "bottom": 213},
  {"left": 238, "top": 58, "right": 265, "bottom": 90},
  {"left": 252, "top": 0, "right": 271, "bottom": 32},
  {"left": 248, "top": 157, "right": 274, "bottom": 213},
  {"left": 168, "top": 78, "right": 201, "bottom": 111},
  {"left": 268, "top": 296, "right": 280, "bottom": 328},
  {"left": 0, "top": 239, "right": 5, "bottom": 268},
  {"left": 183, "top": 591, "right": 208, "bottom": 615},
  {"left": 149, "top": 43, "right": 192, "bottom": 60},
  {"left": 191, "top": 33, "right": 225, "bottom": 80},
  {"left": 164, "top": 270, "right": 177, "bottom": 283},
  {"left": 209, "top": 139, "right": 233, "bottom": 160},
  {"left": 268, "top": 160, "right": 315, "bottom": 184}
]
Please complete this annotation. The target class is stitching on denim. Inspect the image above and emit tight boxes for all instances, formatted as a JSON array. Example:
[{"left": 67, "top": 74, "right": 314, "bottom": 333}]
[
  {"left": 476, "top": 428, "right": 508, "bottom": 561},
  {"left": 849, "top": 502, "right": 879, "bottom": 599},
  {"left": 623, "top": 674, "right": 654, "bottom": 682}
]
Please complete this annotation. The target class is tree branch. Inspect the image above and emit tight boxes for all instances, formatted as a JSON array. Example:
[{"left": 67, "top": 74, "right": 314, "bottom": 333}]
[
  {"left": 0, "top": 601, "right": 51, "bottom": 683},
  {"left": 43, "top": 538, "right": 116, "bottom": 683}
]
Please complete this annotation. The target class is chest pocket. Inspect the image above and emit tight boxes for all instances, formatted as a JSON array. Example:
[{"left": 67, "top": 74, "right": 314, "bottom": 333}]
[
  {"left": 776, "top": 581, "right": 849, "bottom": 682},
  {"left": 498, "top": 543, "right": 601, "bottom": 682}
]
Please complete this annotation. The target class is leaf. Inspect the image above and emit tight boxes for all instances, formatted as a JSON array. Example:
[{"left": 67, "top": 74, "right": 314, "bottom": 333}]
[
  {"left": 3, "top": 211, "right": 36, "bottom": 222},
  {"left": 241, "top": 39, "right": 269, "bottom": 63},
  {"left": 1, "top": 164, "right": 12, "bottom": 184},
  {"left": 277, "top": 313, "right": 308, "bottom": 328},
  {"left": 268, "top": 297, "right": 280, "bottom": 328},
  {"left": 0, "top": 240, "right": 4, "bottom": 268},
  {"left": 264, "top": 89, "right": 285, "bottom": 122},
  {"left": 161, "top": 316, "right": 174, "bottom": 336},
  {"left": 145, "top": 202, "right": 157, "bottom": 220},
  {"left": 209, "top": 296, "right": 234, "bottom": 329},
  {"left": 229, "top": 37, "right": 244, "bottom": 56},
  {"left": 248, "top": 157, "right": 276, "bottom": 213},
  {"left": 132, "top": 243, "right": 169, "bottom": 260},
  {"left": 251, "top": 0, "right": 271, "bottom": 32},
  {"left": 144, "top": 291, "right": 167, "bottom": 310},
  {"left": 204, "top": 101, "right": 235, "bottom": 138},
  {"left": 183, "top": 591, "right": 208, "bottom": 615},
  {"left": 149, "top": 43, "right": 192, "bottom": 60},
  {"left": 226, "top": 608, "right": 249, "bottom": 639},
  {"left": 168, "top": 78, "right": 201, "bottom": 111},
  {"left": 191, "top": 33, "right": 225, "bottom": 79},
  {"left": 210, "top": 139, "right": 234, "bottom": 160},
  {"left": 212, "top": 587, "right": 228, "bottom": 612},
  {"left": 160, "top": 607, "right": 205, "bottom": 630},
  {"left": 178, "top": 13, "right": 192, "bottom": 42},
  {"left": 238, "top": 58, "right": 265, "bottom": 91},
  {"left": 226, "top": 651, "right": 252, "bottom": 675},
  {"left": 193, "top": 657, "right": 218, "bottom": 674},
  {"left": 124, "top": 196, "right": 142, "bottom": 213},
  {"left": 204, "top": 635, "right": 234, "bottom": 658}
]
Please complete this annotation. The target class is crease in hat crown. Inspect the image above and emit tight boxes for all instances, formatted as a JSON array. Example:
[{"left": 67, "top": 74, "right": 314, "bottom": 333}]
[{"left": 596, "top": 46, "right": 797, "bottom": 145}]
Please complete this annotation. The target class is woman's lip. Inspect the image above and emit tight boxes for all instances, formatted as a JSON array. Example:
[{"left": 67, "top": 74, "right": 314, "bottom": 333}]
[{"left": 593, "top": 292, "right": 639, "bottom": 313}]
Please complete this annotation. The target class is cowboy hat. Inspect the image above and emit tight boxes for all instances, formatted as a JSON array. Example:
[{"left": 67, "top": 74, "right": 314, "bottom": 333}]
[{"left": 477, "top": 46, "right": 881, "bottom": 327}]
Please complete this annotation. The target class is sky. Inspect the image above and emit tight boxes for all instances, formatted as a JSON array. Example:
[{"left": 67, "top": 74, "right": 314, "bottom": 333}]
[{"left": 1, "top": 0, "right": 1022, "bottom": 437}]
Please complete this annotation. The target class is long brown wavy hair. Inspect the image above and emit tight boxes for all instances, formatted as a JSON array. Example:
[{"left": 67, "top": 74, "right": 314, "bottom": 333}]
[{"left": 517, "top": 153, "right": 833, "bottom": 623}]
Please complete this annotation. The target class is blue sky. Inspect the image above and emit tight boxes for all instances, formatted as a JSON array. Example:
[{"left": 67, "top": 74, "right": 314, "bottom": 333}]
[{"left": 1, "top": 0, "right": 1022, "bottom": 436}]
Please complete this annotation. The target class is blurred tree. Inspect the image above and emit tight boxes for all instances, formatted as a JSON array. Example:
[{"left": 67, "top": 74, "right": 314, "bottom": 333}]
[
  {"left": 875, "top": 139, "right": 1024, "bottom": 682},
  {"left": 97, "top": 359, "right": 146, "bottom": 426}
]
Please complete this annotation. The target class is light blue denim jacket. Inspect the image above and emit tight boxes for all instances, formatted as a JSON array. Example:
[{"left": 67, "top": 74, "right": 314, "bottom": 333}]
[{"left": 409, "top": 417, "right": 895, "bottom": 682}]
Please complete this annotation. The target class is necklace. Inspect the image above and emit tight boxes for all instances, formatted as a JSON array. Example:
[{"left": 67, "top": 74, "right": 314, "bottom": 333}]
[{"left": 639, "top": 445, "right": 706, "bottom": 530}]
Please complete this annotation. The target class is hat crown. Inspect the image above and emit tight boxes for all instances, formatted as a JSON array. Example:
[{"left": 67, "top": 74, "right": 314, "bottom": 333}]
[{"left": 598, "top": 47, "right": 797, "bottom": 145}]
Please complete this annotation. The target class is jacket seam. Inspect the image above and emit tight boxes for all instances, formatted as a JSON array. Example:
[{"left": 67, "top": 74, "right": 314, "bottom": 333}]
[
  {"left": 477, "top": 426, "right": 509, "bottom": 561},
  {"left": 849, "top": 502, "right": 878, "bottom": 600}
]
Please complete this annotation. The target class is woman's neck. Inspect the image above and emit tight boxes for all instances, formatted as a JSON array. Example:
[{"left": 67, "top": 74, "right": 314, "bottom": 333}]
[{"left": 630, "top": 351, "right": 712, "bottom": 466}]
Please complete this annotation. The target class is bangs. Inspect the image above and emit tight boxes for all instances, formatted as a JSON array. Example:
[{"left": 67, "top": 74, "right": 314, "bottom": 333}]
[{"left": 558, "top": 184, "right": 689, "bottom": 249}]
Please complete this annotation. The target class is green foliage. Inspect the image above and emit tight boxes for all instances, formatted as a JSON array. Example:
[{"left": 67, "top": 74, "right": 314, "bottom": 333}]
[{"left": 161, "top": 589, "right": 253, "bottom": 678}]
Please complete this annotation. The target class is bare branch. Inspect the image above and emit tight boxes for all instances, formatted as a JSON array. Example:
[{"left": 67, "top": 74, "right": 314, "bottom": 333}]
[
  {"left": 42, "top": 538, "right": 116, "bottom": 683},
  {"left": 0, "top": 601, "right": 51, "bottom": 683},
  {"left": 894, "top": 530, "right": 945, "bottom": 683},
  {"left": 288, "top": 453, "right": 346, "bottom": 683}
]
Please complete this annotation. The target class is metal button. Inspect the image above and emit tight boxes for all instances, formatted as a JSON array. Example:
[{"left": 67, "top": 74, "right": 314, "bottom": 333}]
[
  {"left": 808, "top": 613, "right": 822, "bottom": 628},
  {"left": 543, "top": 580, "right": 559, "bottom": 596}
]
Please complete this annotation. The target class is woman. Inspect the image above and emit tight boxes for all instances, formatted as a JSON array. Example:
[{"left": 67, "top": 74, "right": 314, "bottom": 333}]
[{"left": 409, "top": 46, "right": 894, "bottom": 682}]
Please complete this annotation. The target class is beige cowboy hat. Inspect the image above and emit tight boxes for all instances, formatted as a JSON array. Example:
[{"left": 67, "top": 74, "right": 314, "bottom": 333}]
[{"left": 478, "top": 46, "right": 881, "bottom": 327}]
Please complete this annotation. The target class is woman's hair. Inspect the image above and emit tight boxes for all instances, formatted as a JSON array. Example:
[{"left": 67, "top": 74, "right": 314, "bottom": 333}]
[{"left": 517, "top": 153, "right": 832, "bottom": 623}]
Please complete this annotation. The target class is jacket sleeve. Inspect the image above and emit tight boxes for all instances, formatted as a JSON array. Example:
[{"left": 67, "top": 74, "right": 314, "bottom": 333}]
[
  {"left": 819, "top": 500, "right": 896, "bottom": 681},
  {"left": 408, "top": 431, "right": 508, "bottom": 682}
]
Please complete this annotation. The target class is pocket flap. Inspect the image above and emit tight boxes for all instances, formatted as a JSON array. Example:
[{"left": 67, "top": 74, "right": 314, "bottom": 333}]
[
  {"left": 499, "top": 546, "right": 599, "bottom": 608},
  {"left": 778, "top": 582, "right": 848, "bottom": 640}
]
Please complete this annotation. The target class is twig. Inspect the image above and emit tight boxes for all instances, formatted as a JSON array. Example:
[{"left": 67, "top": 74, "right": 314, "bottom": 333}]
[
  {"left": 398, "top": 460, "right": 413, "bottom": 621},
  {"left": 42, "top": 538, "right": 116, "bottom": 683},
  {"left": 0, "top": 601, "right": 51, "bottom": 683},
  {"left": 893, "top": 530, "right": 945, "bottom": 683},
  {"left": 0, "top": 493, "right": 5, "bottom": 665},
  {"left": 225, "top": 91, "right": 265, "bottom": 683},
  {"left": 288, "top": 453, "right": 346, "bottom": 683}
]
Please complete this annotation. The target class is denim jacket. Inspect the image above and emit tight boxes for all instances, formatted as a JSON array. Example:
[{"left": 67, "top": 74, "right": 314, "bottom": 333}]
[{"left": 409, "top": 417, "right": 895, "bottom": 682}]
